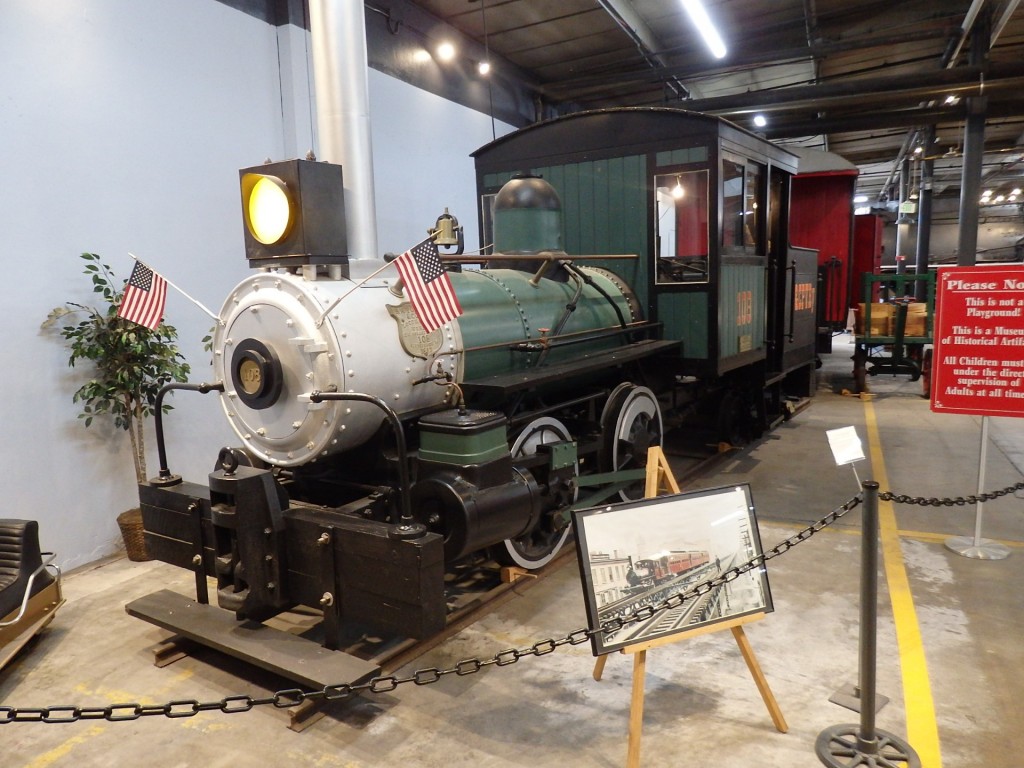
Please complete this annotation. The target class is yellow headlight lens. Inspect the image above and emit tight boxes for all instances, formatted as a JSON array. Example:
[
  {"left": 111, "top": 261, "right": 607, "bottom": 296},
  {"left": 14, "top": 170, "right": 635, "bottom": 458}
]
[{"left": 246, "top": 175, "right": 293, "bottom": 245}]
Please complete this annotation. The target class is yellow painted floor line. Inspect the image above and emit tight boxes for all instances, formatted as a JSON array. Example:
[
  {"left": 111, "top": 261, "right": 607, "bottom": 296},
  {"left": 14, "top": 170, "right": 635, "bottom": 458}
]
[
  {"left": 897, "top": 529, "right": 1024, "bottom": 548},
  {"left": 863, "top": 398, "right": 943, "bottom": 768},
  {"left": 762, "top": 519, "right": 1023, "bottom": 548},
  {"left": 24, "top": 724, "right": 106, "bottom": 768}
]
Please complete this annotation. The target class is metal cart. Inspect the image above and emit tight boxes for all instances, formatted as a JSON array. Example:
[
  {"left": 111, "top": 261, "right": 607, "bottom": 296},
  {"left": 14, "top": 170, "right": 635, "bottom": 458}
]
[{"left": 852, "top": 272, "right": 935, "bottom": 393}]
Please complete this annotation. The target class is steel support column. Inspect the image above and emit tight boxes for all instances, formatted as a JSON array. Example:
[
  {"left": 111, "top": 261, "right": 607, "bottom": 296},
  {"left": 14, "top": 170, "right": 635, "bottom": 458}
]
[
  {"left": 915, "top": 126, "right": 935, "bottom": 299},
  {"left": 895, "top": 156, "right": 912, "bottom": 261},
  {"left": 956, "top": 10, "right": 991, "bottom": 266}
]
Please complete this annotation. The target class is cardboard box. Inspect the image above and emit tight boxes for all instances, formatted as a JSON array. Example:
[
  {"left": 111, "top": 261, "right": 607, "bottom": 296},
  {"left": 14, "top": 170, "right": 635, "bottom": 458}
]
[
  {"left": 856, "top": 303, "right": 893, "bottom": 336},
  {"left": 900, "top": 302, "right": 927, "bottom": 336}
]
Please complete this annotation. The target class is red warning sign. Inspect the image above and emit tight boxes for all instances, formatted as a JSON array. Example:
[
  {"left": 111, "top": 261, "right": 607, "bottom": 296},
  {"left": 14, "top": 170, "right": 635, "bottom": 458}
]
[{"left": 930, "top": 265, "right": 1024, "bottom": 417}]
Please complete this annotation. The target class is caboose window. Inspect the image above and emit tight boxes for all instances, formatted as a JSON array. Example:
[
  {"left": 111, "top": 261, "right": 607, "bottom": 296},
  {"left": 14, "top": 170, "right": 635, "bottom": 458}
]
[
  {"left": 480, "top": 192, "right": 497, "bottom": 256},
  {"left": 723, "top": 158, "right": 766, "bottom": 255},
  {"left": 745, "top": 162, "right": 764, "bottom": 249},
  {"left": 654, "top": 169, "right": 709, "bottom": 284},
  {"left": 722, "top": 159, "right": 745, "bottom": 248}
]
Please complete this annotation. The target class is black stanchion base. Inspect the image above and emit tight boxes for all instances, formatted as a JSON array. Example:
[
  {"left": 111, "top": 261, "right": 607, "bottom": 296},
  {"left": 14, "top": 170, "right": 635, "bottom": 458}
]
[
  {"left": 816, "top": 725, "right": 921, "bottom": 767},
  {"left": 829, "top": 683, "right": 889, "bottom": 714}
]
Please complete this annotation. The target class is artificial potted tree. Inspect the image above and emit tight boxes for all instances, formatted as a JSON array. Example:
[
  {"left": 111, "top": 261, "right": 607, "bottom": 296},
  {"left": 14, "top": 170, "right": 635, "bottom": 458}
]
[{"left": 43, "top": 252, "right": 191, "bottom": 560}]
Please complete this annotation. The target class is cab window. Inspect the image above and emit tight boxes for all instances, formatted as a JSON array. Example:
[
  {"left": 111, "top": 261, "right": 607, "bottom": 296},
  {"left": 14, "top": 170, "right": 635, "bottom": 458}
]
[
  {"left": 723, "top": 157, "right": 765, "bottom": 254},
  {"left": 654, "top": 170, "right": 709, "bottom": 284}
]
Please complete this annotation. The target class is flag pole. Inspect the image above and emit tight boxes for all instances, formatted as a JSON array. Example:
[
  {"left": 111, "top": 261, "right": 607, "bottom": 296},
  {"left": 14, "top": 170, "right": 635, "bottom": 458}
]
[
  {"left": 315, "top": 258, "right": 396, "bottom": 327},
  {"left": 129, "top": 253, "right": 220, "bottom": 322}
]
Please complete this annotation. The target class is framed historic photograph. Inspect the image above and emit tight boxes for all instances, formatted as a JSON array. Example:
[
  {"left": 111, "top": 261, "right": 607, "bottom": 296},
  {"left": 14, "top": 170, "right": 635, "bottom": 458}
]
[{"left": 572, "top": 484, "right": 772, "bottom": 656}]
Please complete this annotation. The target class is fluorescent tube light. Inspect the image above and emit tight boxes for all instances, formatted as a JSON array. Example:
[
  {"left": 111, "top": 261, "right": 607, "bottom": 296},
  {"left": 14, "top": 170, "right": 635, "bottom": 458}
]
[{"left": 682, "top": 0, "right": 727, "bottom": 59}]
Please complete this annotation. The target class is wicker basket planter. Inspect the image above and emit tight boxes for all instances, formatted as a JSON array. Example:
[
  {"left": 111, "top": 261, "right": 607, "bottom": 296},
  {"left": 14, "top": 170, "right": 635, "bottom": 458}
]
[{"left": 116, "top": 508, "right": 150, "bottom": 562}]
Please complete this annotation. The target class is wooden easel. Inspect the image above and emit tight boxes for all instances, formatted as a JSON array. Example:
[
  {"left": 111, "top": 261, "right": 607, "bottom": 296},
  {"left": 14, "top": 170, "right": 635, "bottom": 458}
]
[{"left": 593, "top": 448, "right": 787, "bottom": 768}]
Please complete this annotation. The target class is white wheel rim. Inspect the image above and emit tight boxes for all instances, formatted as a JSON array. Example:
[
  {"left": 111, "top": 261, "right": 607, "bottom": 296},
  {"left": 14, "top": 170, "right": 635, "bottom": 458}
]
[{"left": 502, "top": 416, "right": 576, "bottom": 569}]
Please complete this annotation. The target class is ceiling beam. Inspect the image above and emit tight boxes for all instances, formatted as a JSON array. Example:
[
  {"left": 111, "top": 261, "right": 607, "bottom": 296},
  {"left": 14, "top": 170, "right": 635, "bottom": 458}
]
[
  {"left": 540, "top": 26, "right": 957, "bottom": 100},
  {"left": 760, "top": 99, "right": 1024, "bottom": 142},
  {"left": 678, "top": 63, "right": 1024, "bottom": 116}
]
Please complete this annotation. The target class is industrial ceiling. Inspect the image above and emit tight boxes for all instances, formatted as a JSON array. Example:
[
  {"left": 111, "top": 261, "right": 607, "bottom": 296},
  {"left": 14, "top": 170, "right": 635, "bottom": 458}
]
[{"left": 406, "top": 0, "right": 1024, "bottom": 219}]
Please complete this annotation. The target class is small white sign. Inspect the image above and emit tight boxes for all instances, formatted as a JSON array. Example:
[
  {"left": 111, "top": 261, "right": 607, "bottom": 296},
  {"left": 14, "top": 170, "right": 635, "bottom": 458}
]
[{"left": 826, "top": 426, "right": 865, "bottom": 467}]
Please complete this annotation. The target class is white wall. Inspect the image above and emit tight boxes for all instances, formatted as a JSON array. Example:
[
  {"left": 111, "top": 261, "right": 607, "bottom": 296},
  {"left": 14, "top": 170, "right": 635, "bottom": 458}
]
[
  {"left": 369, "top": 68, "right": 512, "bottom": 255},
  {"left": 2, "top": 0, "right": 513, "bottom": 571}
]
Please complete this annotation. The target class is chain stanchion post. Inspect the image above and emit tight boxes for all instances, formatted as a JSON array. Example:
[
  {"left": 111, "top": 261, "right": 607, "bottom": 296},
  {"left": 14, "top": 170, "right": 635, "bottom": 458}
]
[
  {"left": 945, "top": 416, "right": 1011, "bottom": 560},
  {"left": 816, "top": 481, "right": 920, "bottom": 767}
]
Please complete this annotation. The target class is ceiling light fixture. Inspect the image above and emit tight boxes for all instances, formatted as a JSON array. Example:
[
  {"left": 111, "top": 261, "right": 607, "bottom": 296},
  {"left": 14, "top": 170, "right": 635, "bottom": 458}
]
[
  {"left": 681, "top": 0, "right": 727, "bottom": 59},
  {"left": 478, "top": 60, "right": 491, "bottom": 76},
  {"left": 437, "top": 41, "right": 456, "bottom": 61},
  {"left": 753, "top": 114, "right": 767, "bottom": 128}
]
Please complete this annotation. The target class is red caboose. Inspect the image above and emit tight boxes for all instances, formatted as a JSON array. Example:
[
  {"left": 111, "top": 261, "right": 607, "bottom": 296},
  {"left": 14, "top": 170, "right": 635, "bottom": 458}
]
[{"left": 653, "top": 551, "right": 710, "bottom": 580}]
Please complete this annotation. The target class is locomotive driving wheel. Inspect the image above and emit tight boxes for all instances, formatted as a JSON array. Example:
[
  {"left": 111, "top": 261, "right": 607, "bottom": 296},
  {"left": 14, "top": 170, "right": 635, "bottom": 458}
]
[
  {"left": 601, "top": 384, "right": 664, "bottom": 501},
  {"left": 497, "top": 416, "right": 577, "bottom": 570}
]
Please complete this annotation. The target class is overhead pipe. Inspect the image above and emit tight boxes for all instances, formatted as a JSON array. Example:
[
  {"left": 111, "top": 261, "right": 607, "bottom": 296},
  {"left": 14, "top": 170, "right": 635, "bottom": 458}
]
[
  {"left": 308, "top": 0, "right": 379, "bottom": 260},
  {"left": 944, "top": 0, "right": 989, "bottom": 67},
  {"left": 802, "top": 0, "right": 822, "bottom": 132},
  {"left": 596, "top": 0, "right": 690, "bottom": 100},
  {"left": 881, "top": 0, "right": 992, "bottom": 205},
  {"left": 992, "top": 0, "right": 1023, "bottom": 44}
]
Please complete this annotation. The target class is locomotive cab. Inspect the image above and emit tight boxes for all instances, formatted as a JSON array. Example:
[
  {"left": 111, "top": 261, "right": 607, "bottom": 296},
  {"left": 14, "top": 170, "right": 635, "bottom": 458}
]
[{"left": 473, "top": 108, "right": 820, "bottom": 442}]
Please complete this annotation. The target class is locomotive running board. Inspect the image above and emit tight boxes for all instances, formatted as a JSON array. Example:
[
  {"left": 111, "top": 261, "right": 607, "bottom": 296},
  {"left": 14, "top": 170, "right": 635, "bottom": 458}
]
[
  {"left": 126, "top": 589, "right": 379, "bottom": 692},
  {"left": 460, "top": 338, "right": 680, "bottom": 398}
]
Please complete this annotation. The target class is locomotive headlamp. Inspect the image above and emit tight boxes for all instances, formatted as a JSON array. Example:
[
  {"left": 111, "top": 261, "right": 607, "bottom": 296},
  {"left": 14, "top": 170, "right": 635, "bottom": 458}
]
[
  {"left": 243, "top": 174, "right": 294, "bottom": 245},
  {"left": 238, "top": 158, "right": 349, "bottom": 267}
]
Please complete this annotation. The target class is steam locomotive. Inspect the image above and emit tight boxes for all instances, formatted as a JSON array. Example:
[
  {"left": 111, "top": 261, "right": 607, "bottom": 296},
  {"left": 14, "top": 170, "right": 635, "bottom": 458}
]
[{"left": 135, "top": 109, "right": 820, "bottom": 659}]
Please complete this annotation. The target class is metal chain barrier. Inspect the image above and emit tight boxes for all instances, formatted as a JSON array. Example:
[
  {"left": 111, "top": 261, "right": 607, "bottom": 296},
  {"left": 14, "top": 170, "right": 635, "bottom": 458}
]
[
  {"left": 5, "top": 478, "right": 1021, "bottom": 725},
  {"left": 881, "top": 479, "right": 1024, "bottom": 508}
]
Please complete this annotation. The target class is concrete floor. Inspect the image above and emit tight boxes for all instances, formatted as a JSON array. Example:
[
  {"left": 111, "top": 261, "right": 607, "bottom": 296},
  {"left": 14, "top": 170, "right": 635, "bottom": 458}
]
[{"left": 2, "top": 333, "right": 1022, "bottom": 767}]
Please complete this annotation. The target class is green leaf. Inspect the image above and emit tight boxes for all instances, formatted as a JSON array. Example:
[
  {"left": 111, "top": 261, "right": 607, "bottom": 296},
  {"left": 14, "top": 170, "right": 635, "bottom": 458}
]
[{"left": 45, "top": 251, "right": 193, "bottom": 482}]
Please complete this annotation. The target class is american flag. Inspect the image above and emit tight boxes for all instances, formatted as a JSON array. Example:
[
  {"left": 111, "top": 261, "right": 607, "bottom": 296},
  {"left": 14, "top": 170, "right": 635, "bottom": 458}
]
[
  {"left": 118, "top": 261, "right": 168, "bottom": 331},
  {"left": 395, "top": 238, "right": 463, "bottom": 333}
]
